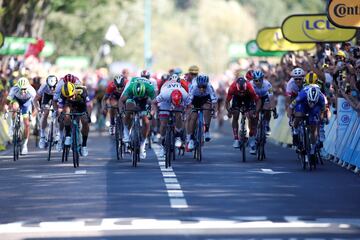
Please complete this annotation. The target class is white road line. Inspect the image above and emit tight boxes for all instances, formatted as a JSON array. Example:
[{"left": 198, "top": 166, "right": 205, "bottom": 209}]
[
  {"left": 75, "top": 170, "right": 87, "bottom": 174},
  {"left": 153, "top": 144, "right": 188, "bottom": 209}
]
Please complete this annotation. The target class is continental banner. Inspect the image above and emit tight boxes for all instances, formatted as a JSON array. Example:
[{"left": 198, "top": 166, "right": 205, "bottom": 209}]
[
  {"left": 282, "top": 14, "right": 356, "bottom": 43},
  {"left": 328, "top": 0, "right": 360, "bottom": 28},
  {"left": 256, "top": 27, "right": 315, "bottom": 52}
]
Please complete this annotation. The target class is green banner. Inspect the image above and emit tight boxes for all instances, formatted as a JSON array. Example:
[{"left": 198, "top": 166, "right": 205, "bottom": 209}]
[
  {"left": 0, "top": 37, "right": 55, "bottom": 57},
  {"left": 228, "top": 43, "right": 248, "bottom": 58},
  {"left": 246, "top": 40, "right": 286, "bottom": 57},
  {"left": 55, "top": 56, "right": 90, "bottom": 69}
]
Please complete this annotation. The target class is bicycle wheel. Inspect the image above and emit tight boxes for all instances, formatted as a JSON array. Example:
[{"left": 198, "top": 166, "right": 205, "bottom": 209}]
[
  {"left": 72, "top": 126, "right": 79, "bottom": 168},
  {"left": 13, "top": 128, "right": 18, "bottom": 161},
  {"left": 62, "top": 145, "right": 69, "bottom": 163},
  {"left": 131, "top": 128, "right": 140, "bottom": 167},
  {"left": 118, "top": 117, "right": 124, "bottom": 159},
  {"left": 165, "top": 129, "right": 173, "bottom": 168},
  {"left": 241, "top": 139, "right": 246, "bottom": 162},
  {"left": 115, "top": 119, "right": 120, "bottom": 160},
  {"left": 196, "top": 124, "right": 202, "bottom": 162},
  {"left": 47, "top": 121, "right": 54, "bottom": 161}
]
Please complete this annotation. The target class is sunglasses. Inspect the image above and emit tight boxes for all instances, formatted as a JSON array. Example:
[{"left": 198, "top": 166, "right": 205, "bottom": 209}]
[
  {"left": 253, "top": 79, "right": 262, "bottom": 83},
  {"left": 20, "top": 88, "right": 27, "bottom": 92},
  {"left": 294, "top": 77, "right": 303, "bottom": 81}
]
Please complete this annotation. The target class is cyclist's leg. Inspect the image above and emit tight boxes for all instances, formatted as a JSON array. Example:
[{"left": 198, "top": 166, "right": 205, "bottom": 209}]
[
  {"left": 109, "top": 97, "right": 118, "bottom": 134},
  {"left": 123, "top": 99, "right": 136, "bottom": 142},
  {"left": 203, "top": 101, "right": 212, "bottom": 140},
  {"left": 262, "top": 97, "right": 272, "bottom": 134},
  {"left": 63, "top": 106, "right": 72, "bottom": 145},
  {"left": 20, "top": 101, "right": 32, "bottom": 154},
  {"left": 247, "top": 108, "right": 257, "bottom": 154},
  {"left": 80, "top": 112, "right": 90, "bottom": 156},
  {"left": 158, "top": 111, "right": 169, "bottom": 155}
]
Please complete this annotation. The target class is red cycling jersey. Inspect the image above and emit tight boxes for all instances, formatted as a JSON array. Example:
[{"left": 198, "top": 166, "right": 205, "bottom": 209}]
[
  {"left": 105, "top": 80, "right": 128, "bottom": 98},
  {"left": 226, "top": 81, "right": 259, "bottom": 102}
]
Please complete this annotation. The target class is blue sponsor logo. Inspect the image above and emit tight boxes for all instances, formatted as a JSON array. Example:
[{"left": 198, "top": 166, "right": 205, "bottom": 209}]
[
  {"left": 341, "top": 114, "right": 350, "bottom": 124},
  {"left": 342, "top": 101, "right": 351, "bottom": 110}
]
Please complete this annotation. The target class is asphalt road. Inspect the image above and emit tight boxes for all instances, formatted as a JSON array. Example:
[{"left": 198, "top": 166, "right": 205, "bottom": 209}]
[{"left": 1, "top": 123, "right": 360, "bottom": 240}]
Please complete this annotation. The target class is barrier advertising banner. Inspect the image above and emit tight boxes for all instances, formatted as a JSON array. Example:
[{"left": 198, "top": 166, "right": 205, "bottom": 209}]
[
  {"left": 336, "top": 98, "right": 353, "bottom": 154},
  {"left": 256, "top": 27, "right": 315, "bottom": 52},
  {"left": 245, "top": 40, "right": 285, "bottom": 57},
  {"left": 282, "top": 14, "right": 356, "bottom": 43},
  {"left": 328, "top": 0, "right": 360, "bottom": 28}
]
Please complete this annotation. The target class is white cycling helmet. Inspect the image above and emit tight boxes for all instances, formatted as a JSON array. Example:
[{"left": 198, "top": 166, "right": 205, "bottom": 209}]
[
  {"left": 169, "top": 73, "right": 180, "bottom": 82},
  {"left": 307, "top": 86, "right": 320, "bottom": 104},
  {"left": 291, "top": 67, "right": 305, "bottom": 78},
  {"left": 46, "top": 75, "right": 58, "bottom": 88}
]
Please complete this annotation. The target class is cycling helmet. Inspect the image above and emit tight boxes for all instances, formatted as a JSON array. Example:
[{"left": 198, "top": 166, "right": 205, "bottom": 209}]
[
  {"left": 46, "top": 75, "right": 58, "bottom": 88},
  {"left": 63, "top": 74, "right": 78, "bottom": 83},
  {"left": 132, "top": 81, "right": 146, "bottom": 98},
  {"left": 169, "top": 73, "right": 180, "bottom": 82},
  {"left": 196, "top": 74, "right": 209, "bottom": 87},
  {"left": 245, "top": 70, "right": 253, "bottom": 81},
  {"left": 114, "top": 75, "right": 126, "bottom": 88},
  {"left": 171, "top": 89, "right": 182, "bottom": 107},
  {"left": 173, "top": 68, "right": 182, "bottom": 75},
  {"left": 140, "top": 70, "right": 150, "bottom": 79},
  {"left": 161, "top": 74, "right": 170, "bottom": 81},
  {"left": 61, "top": 82, "right": 75, "bottom": 98},
  {"left": 188, "top": 65, "right": 199, "bottom": 74},
  {"left": 252, "top": 70, "right": 264, "bottom": 81},
  {"left": 236, "top": 77, "right": 247, "bottom": 92},
  {"left": 305, "top": 72, "right": 318, "bottom": 85},
  {"left": 307, "top": 86, "right": 320, "bottom": 104},
  {"left": 17, "top": 77, "right": 29, "bottom": 89},
  {"left": 291, "top": 67, "right": 305, "bottom": 78},
  {"left": 335, "top": 50, "right": 346, "bottom": 59}
]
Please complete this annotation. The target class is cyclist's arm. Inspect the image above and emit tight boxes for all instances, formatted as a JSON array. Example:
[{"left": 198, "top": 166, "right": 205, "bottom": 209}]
[{"left": 33, "top": 94, "right": 41, "bottom": 111}]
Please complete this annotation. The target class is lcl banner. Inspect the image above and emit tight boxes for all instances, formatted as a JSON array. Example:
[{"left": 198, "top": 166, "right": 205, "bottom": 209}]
[
  {"left": 256, "top": 27, "right": 315, "bottom": 52},
  {"left": 282, "top": 14, "right": 356, "bottom": 43},
  {"left": 328, "top": 0, "right": 360, "bottom": 28}
]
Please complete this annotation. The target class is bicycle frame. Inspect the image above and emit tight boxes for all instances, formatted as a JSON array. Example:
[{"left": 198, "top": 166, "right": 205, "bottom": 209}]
[
  {"left": 125, "top": 109, "right": 143, "bottom": 167},
  {"left": 232, "top": 107, "right": 248, "bottom": 162},
  {"left": 62, "top": 112, "right": 85, "bottom": 168},
  {"left": 107, "top": 105, "right": 124, "bottom": 160},
  {"left": 159, "top": 109, "right": 183, "bottom": 168},
  {"left": 8, "top": 110, "right": 22, "bottom": 161},
  {"left": 192, "top": 107, "right": 213, "bottom": 162}
]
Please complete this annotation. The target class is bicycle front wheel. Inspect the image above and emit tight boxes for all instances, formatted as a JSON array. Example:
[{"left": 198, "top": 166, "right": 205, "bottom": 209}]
[
  {"left": 115, "top": 119, "right": 120, "bottom": 160},
  {"left": 13, "top": 129, "right": 19, "bottom": 161},
  {"left": 72, "top": 127, "right": 79, "bottom": 168},
  {"left": 47, "top": 122, "right": 54, "bottom": 161}
]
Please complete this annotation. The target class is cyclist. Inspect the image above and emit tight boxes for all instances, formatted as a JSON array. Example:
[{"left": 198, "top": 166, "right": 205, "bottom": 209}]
[
  {"left": 54, "top": 74, "right": 82, "bottom": 151},
  {"left": 157, "top": 73, "right": 170, "bottom": 90},
  {"left": 5, "top": 77, "right": 36, "bottom": 154},
  {"left": 141, "top": 70, "right": 158, "bottom": 94},
  {"left": 245, "top": 70, "right": 254, "bottom": 81},
  {"left": 250, "top": 70, "right": 276, "bottom": 135},
  {"left": 155, "top": 79, "right": 191, "bottom": 156},
  {"left": 102, "top": 75, "right": 127, "bottom": 135},
  {"left": 286, "top": 67, "right": 305, "bottom": 106},
  {"left": 303, "top": 72, "right": 330, "bottom": 143},
  {"left": 119, "top": 77, "right": 156, "bottom": 159},
  {"left": 58, "top": 82, "right": 91, "bottom": 157},
  {"left": 287, "top": 86, "right": 325, "bottom": 160},
  {"left": 226, "top": 76, "right": 260, "bottom": 153},
  {"left": 185, "top": 65, "right": 199, "bottom": 85},
  {"left": 33, "top": 75, "right": 58, "bottom": 148},
  {"left": 186, "top": 74, "right": 217, "bottom": 151}
]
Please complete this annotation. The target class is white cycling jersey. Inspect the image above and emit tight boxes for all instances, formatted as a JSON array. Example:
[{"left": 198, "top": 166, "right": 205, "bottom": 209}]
[
  {"left": 189, "top": 82, "right": 218, "bottom": 103},
  {"left": 250, "top": 79, "right": 273, "bottom": 97},
  {"left": 37, "top": 84, "right": 54, "bottom": 96},
  {"left": 54, "top": 78, "right": 81, "bottom": 101},
  {"left": 156, "top": 80, "right": 191, "bottom": 110},
  {"left": 8, "top": 85, "right": 36, "bottom": 103},
  {"left": 286, "top": 78, "right": 301, "bottom": 98}
]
